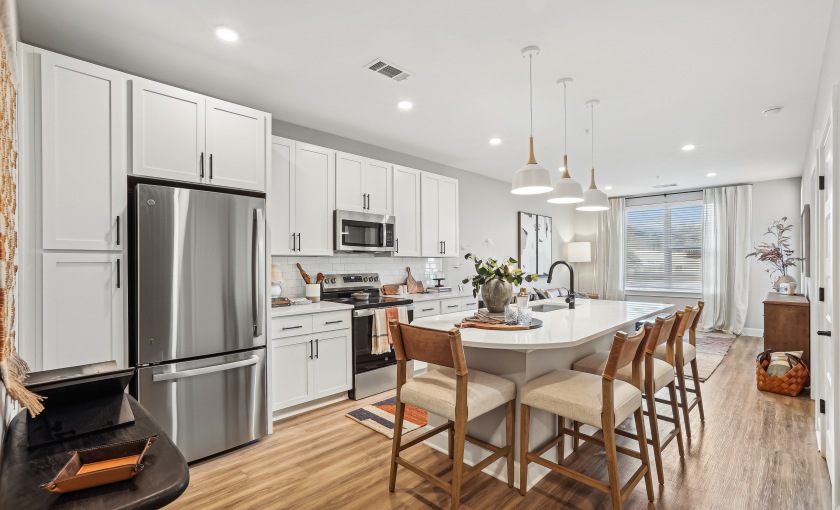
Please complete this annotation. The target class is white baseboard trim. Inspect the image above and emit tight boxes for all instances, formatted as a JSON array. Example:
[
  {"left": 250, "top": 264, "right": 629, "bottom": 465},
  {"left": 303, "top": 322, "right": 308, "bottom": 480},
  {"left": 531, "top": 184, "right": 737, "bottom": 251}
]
[{"left": 741, "top": 327, "right": 764, "bottom": 338}]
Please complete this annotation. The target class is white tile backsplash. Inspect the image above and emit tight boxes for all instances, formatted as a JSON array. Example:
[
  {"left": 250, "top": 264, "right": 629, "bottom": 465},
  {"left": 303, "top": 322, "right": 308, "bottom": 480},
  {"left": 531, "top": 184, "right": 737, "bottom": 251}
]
[{"left": 271, "top": 254, "right": 443, "bottom": 298}]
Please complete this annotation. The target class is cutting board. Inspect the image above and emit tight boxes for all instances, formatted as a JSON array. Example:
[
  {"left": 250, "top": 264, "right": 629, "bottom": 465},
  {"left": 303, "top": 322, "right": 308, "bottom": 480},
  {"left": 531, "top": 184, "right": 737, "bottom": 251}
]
[
  {"left": 456, "top": 318, "right": 543, "bottom": 331},
  {"left": 406, "top": 267, "right": 425, "bottom": 293}
]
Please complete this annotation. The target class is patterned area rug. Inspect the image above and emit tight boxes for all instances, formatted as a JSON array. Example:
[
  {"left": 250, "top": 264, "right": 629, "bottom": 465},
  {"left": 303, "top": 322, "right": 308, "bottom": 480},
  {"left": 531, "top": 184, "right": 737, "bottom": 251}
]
[
  {"left": 346, "top": 397, "right": 428, "bottom": 439},
  {"left": 690, "top": 332, "right": 737, "bottom": 382}
]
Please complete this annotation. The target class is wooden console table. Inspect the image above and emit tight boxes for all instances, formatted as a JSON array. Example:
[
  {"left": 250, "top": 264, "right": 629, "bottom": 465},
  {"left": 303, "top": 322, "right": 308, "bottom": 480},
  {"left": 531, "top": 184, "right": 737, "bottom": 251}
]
[{"left": 763, "top": 293, "right": 810, "bottom": 368}]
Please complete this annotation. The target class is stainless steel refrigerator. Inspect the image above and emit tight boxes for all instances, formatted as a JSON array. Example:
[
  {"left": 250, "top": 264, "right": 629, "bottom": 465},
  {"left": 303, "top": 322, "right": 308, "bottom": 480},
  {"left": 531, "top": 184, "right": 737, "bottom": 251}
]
[{"left": 131, "top": 183, "right": 267, "bottom": 462}]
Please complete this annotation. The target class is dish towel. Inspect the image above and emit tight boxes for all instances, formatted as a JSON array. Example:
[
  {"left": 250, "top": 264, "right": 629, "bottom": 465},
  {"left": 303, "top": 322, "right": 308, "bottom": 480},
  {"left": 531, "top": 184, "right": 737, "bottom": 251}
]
[{"left": 371, "top": 308, "right": 390, "bottom": 355}]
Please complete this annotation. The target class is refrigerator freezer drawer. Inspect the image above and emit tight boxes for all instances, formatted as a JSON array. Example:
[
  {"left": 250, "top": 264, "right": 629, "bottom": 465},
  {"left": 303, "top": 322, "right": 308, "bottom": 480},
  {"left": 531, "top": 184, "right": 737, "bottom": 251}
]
[{"left": 136, "top": 349, "right": 267, "bottom": 462}]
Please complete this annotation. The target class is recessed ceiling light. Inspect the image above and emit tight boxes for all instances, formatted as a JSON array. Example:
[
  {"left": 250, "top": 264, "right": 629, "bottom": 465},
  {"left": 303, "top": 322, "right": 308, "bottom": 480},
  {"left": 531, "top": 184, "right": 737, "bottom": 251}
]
[
  {"left": 604, "top": 186, "right": 613, "bottom": 190},
  {"left": 763, "top": 106, "right": 783, "bottom": 116},
  {"left": 489, "top": 138, "right": 502, "bottom": 145},
  {"left": 214, "top": 26, "right": 239, "bottom": 42},
  {"left": 706, "top": 172, "right": 717, "bottom": 177},
  {"left": 397, "top": 100, "right": 413, "bottom": 111},
  {"left": 681, "top": 144, "right": 696, "bottom": 151}
]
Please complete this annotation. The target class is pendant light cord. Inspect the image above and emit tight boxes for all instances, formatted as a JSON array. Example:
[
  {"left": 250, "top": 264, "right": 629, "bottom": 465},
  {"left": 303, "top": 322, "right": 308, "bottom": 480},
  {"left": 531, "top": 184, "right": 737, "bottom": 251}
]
[
  {"left": 590, "top": 102, "right": 595, "bottom": 168},
  {"left": 529, "top": 54, "right": 533, "bottom": 137},
  {"left": 563, "top": 83, "right": 567, "bottom": 153}
]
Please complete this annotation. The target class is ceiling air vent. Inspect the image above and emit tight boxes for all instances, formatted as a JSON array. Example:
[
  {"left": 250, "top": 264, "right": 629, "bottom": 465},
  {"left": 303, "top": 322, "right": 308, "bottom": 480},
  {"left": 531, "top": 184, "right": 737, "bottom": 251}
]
[
  {"left": 366, "top": 58, "right": 412, "bottom": 82},
  {"left": 652, "top": 183, "right": 678, "bottom": 189}
]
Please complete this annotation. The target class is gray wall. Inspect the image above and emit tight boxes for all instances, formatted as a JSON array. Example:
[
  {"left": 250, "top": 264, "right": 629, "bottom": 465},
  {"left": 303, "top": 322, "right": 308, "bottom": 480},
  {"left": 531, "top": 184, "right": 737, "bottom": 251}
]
[{"left": 272, "top": 119, "right": 577, "bottom": 291}]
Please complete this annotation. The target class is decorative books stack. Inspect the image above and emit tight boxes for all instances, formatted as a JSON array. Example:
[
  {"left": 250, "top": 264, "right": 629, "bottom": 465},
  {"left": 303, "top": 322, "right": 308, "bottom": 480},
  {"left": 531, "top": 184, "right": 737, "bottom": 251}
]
[{"left": 272, "top": 297, "right": 291, "bottom": 307}]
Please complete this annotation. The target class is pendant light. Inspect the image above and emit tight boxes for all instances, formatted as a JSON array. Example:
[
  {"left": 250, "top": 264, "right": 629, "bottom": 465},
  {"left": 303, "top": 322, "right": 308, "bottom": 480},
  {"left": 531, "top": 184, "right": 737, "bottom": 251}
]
[
  {"left": 577, "top": 99, "right": 610, "bottom": 211},
  {"left": 511, "top": 46, "right": 553, "bottom": 195},
  {"left": 547, "top": 78, "right": 584, "bottom": 204}
]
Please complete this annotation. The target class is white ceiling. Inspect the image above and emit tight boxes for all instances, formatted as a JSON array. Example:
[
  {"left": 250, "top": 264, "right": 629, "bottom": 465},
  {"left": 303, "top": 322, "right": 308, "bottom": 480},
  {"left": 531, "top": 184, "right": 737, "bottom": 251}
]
[{"left": 19, "top": 0, "right": 833, "bottom": 196}]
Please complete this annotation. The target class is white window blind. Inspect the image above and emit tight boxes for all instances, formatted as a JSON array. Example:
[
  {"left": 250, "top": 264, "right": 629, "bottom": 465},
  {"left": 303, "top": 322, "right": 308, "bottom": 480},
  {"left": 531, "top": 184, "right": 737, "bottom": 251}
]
[{"left": 624, "top": 200, "right": 703, "bottom": 294}]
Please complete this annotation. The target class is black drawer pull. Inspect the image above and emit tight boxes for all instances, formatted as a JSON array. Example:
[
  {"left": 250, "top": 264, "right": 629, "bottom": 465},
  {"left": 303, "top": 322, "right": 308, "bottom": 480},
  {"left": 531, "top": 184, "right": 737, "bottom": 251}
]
[
  {"left": 447, "top": 305, "right": 458, "bottom": 308},
  {"left": 818, "top": 330, "right": 831, "bottom": 337},
  {"left": 324, "top": 320, "right": 344, "bottom": 325},
  {"left": 282, "top": 325, "right": 303, "bottom": 331},
  {"left": 421, "top": 308, "right": 435, "bottom": 312}
]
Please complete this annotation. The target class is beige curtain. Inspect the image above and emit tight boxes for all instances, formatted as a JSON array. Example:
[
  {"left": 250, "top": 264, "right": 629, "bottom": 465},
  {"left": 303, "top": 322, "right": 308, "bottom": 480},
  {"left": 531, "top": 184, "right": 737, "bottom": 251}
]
[{"left": 593, "top": 197, "right": 626, "bottom": 300}]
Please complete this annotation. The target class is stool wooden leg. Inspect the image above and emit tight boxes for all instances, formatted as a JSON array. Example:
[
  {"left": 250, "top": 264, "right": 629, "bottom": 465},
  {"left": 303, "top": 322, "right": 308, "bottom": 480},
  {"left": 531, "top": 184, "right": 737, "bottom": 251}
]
[
  {"left": 451, "top": 416, "right": 467, "bottom": 510},
  {"left": 676, "top": 361, "right": 692, "bottom": 437},
  {"left": 447, "top": 420, "right": 455, "bottom": 460},
  {"left": 602, "top": 416, "right": 622, "bottom": 509},
  {"left": 644, "top": 386, "right": 665, "bottom": 485},
  {"left": 572, "top": 420, "right": 580, "bottom": 451},
  {"left": 557, "top": 415, "right": 565, "bottom": 465},
  {"left": 519, "top": 404, "right": 530, "bottom": 496},
  {"left": 668, "top": 381, "right": 685, "bottom": 458},
  {"left": 505, "top": 401, "right": 515, "bottom": 488},
  {"left": 389, "top": 398, "right": 405, "bottom": 492},
  {"left": 633, "top": 407, "right": 655, "bottom": 503},
  {"left": 690, "top": 359, "right": 706, "bottom": 421}
]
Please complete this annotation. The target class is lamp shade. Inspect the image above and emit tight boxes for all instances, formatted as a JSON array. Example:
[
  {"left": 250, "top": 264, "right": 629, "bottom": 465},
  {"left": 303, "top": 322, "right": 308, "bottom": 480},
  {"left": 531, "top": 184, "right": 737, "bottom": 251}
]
[
  {"left": 576, "top": 187, "right": 609, "bottom": 211},
  {"left": 547, "top": 175, "right": 584, "bottom": 203},
  {"left": 566, "top": 242, "right": 592, "bottom": 262},
  {"left": 511, "top": 162, "right": 553, "bottom": 195}
]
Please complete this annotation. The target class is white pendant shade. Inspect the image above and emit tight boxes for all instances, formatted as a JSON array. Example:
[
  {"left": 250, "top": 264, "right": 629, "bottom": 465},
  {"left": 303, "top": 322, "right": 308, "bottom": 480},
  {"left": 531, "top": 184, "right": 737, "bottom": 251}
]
[
  {"left": 547, "top": 155, "right": 583, "bottom": 203},
  {"left": 577, "top": 186, "right": 610, "bottom": 211},
  {"left": 511, "top": 136, "right": 552, "bottom": 194}
]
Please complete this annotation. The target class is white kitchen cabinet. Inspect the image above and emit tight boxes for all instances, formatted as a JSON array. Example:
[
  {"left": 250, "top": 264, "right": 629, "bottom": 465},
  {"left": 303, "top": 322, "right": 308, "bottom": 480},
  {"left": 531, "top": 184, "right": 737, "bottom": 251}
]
[
  {"left": 40, "top": 51, "right": 125, "bottom": 251},
  {"left": 441, "top": 298, "right": 463, "bottom": 314},
  {"left": 270, "top": 137, "right": 335, "bottom": 256},
  {"left": 461, "top": 296, "right": 480, "bottom": 311},
  {"left": 421, "top": 172, "right": 459, "bottom": 257},
  {"left": 392, "top": 165, "right": 421, "bottom": 256},
  {"left": 271, "top": 336, "right": 314, "bottom": 409},
  {"left": 334, "top": 152, "right": 392, "bottom": 215},
  {"left": 412, "top": 301, "right": 441, "bottom": 319},
  {"left": 205, "top": 98, "right": 266, "bottom": 191},
  {"left": 131, "top": 79, "right": 268, "bottom": 192},
  {"left": 312, "top": 331, "right": 352, "bottom": 399},
  {"left": 130, "top": 78, "right": 205, "bottom": 183},
  {"left": 41, "top": 253, "right": 125, "bottom": 370}
]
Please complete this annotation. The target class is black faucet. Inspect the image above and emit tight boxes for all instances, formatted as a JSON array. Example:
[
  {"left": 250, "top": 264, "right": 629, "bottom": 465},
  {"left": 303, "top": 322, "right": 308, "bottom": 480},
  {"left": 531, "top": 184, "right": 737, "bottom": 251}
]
[{"left": 546, "top": 260, "right": 576, "bottom": 309}]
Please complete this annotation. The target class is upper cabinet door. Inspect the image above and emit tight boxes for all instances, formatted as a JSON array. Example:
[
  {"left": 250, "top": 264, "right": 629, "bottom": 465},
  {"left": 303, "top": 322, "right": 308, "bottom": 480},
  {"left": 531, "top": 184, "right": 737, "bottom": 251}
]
[
  {"left": 130, "top": 78, "right": 205, "bottom": 183},
  {"left": 40, "top": 51, "right": 125, "bottom": 251},
  {"left": 364, "top": 159, "right": 392, "bottom": 215},
  {"left": 205, "top": 98, "right": 266, "bottom": 192},
  {"left": 294, "top": 143, "right": 335, "bottom": 256},
  {"left": 335, "top": 152, "right": 365, "bottom": 212},
  {"left": 392, "top": 166, "right": 421, "bottom": 256},
  {"left": 270, "top": 136, "right": 295, "bottom": 256},
  {"left": 420, "top": 173, "right": 441, "bottom": 257},
  {"left": 438, "top": 177, "right": 459, "bottom": 257}
]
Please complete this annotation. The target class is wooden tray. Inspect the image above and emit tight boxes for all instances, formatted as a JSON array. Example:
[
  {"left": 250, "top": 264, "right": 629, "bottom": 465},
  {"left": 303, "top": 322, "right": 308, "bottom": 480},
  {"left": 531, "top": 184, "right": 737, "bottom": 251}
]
[{"left": 457, "top": 318, "right": 543, "bottom": 331}]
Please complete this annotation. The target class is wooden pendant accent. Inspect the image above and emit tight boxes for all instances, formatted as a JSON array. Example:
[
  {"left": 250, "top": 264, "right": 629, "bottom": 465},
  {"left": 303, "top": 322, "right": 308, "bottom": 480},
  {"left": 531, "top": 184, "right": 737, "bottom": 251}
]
[
  {"left": 560, "top": 155, "right": 570, "bottom": 179},
  {"left": 527, "top": 137, "right": 537, "bottom": 165},
  {"left": 589, "top": 167, "right": 597, "bottom": 190}
]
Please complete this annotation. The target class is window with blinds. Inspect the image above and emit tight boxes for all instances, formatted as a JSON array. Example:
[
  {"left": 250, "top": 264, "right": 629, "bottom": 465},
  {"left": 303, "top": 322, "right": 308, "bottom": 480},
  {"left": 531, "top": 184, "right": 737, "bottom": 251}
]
[{"left": 624, "top": 200, "right": 703, "bottom": 294}]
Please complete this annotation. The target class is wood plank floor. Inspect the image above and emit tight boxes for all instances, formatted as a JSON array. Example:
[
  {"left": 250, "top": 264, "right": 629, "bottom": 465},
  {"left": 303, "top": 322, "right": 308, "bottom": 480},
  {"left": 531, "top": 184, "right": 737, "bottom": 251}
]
[{"left": 166, "top": 336, "right": 830, "bottom": 509}]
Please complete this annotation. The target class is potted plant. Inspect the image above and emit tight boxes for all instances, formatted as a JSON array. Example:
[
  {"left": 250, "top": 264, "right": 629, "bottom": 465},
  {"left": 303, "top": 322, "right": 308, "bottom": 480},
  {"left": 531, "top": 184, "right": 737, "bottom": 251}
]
[
  {"left": 461, "top": 253, "right": 538, "bottom": 313},
  {"left": 746, "top": 217, "right": 804, "bottom": 291}
]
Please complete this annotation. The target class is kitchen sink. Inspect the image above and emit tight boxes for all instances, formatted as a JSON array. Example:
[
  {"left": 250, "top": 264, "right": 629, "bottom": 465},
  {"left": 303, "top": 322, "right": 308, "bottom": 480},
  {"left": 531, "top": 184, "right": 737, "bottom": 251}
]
[{"left": 530, "top": 303, "right": 567, "bottom": 313}]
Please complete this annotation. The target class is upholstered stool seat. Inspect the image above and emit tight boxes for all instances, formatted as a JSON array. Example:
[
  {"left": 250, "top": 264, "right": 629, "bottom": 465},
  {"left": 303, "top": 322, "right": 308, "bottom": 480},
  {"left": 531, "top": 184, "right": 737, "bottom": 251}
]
[
  {"left": 653, "top": 341, "right": 696, "bottom": 363},
  {"left": 520, "top": 369, "right": 641, "bottom": 429},
  {"left": 574, "top": 352, "right": 675, "bottom": 392},
  {"left": 401, "top": 367, "right": 516, "bottom": 421}
]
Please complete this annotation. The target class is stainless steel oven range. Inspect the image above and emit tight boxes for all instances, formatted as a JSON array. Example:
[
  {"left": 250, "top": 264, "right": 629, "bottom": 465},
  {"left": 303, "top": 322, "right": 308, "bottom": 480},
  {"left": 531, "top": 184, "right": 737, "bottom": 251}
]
[{"left": 320, "top": 273, "right": 413, "bottom": 399}]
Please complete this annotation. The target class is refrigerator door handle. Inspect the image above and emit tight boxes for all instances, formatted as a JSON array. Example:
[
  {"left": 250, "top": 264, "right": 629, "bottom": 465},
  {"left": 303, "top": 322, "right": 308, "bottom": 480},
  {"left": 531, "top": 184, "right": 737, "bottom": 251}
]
[
  {"left": 253, "top": 208, "right": 266, "bottom": 338},
  {"left": 152, "top": 355, "right": 260, "bottom": 382}
]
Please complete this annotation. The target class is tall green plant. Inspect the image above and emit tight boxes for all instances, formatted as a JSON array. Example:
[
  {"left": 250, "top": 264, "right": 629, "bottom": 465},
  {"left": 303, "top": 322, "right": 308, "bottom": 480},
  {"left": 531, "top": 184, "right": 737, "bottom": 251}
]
[{"left": 461, "top": 253, "right": 538, "bottom": 298}]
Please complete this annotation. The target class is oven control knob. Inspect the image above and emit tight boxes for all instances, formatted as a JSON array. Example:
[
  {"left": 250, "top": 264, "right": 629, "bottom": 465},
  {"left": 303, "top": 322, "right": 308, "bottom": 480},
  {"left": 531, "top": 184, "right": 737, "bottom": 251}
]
[
  {"left": 374, "top": 276, "right": 379, "bottom": 282},
  {"left": 330, "top": 278, "right": 336, "bottom": 284},
  {"left": 363, "top": 276, "right": 369, "bottom": 282}
]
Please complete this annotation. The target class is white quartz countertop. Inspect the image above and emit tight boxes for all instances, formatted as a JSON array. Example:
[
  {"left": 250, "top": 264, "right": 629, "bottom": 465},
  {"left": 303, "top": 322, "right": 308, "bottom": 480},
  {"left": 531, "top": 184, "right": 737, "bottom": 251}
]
[
  {"left": 271, "top": 300, "right": 354, "bottom": 318},
  {"left": 409, "top": 299, "right": 675, "bottom": 350},
  {"left": 406, "top": 290, "right": 476, "bottom": 302}
]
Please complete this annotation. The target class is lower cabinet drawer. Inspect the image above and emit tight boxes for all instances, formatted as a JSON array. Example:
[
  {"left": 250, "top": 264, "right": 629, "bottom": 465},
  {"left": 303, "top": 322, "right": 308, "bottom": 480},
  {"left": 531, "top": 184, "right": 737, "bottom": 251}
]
[
  {"left": 272, "top": 315, "right": 313, "bottom": 339},
  {"left": 461, "top": 296, "right": 479, "bottom": 311},
  {"left": 313, "top": 311, "right": 351, "bottom": 333},
  {"left": 413, "top": 301, "right": 441, "bottom": 319},
  {"left": 441, "top": 298, "right": 462, "bottom": 314}
]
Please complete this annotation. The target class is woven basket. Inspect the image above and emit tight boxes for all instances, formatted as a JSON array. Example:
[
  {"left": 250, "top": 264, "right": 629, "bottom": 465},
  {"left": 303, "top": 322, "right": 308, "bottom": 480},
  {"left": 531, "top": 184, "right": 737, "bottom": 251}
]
[{"left": 756, "top": 349, "right": 809, "bottom": 397}]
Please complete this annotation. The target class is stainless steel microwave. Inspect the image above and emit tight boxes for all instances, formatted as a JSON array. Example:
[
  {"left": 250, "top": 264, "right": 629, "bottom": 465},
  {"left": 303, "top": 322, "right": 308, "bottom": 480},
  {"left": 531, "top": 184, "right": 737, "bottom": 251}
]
[{"left": 334, "top": 210, "right": 396, "bottom": 253}]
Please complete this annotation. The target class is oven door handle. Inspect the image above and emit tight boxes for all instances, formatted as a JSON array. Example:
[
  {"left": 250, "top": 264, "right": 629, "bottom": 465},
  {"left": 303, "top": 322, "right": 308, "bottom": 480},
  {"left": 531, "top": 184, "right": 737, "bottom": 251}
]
[{"left": 353, "top": 304, "right": 414, "bottom": 318}]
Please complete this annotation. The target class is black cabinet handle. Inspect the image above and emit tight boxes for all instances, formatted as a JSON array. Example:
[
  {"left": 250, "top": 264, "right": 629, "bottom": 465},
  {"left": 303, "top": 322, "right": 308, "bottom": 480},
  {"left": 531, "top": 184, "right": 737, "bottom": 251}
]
[
  {"left": 282, "top": 325, "right": 303, "bottom": 331},
  {"left": 818, "top": 330, "right": 831, "bottom": 337},
  {"left": 396, "top": 238, "right": 399, "bottom": 253},
  {"left": 324, "top": 320, "right": 343, "bottom": 325},
  {"left": 116, "top": 216, "right": 120, "bottom": 246},
  {"left": 309, "top": 340, "right": 313, "bottom": 360},
  {"left": 447, "top": 304, "right": 458, "bottom": 308},
  {"left": 209, "top": 154, "right": 213, "bottom": 179},
  {"left": 116, "top": 259, "right": 121, "bottom": 289},
  {"left": 297, "top": 233, "right": 301, "bottom": 251},
  {"left": 442, "top": 241, "right": 446, "bottom": 254},
  {"left": 421, "top": 307, "right": 435, "bottom": 312},
  {"left": 199, "top": 152, "right": 204, "bottom": 178},
  {"left": 315, "top": 339, "right": 319, "bottom": 359}
]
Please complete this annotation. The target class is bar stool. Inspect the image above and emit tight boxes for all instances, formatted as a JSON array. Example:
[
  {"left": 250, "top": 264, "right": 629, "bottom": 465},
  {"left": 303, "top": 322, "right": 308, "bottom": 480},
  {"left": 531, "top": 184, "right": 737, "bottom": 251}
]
[
  {"left": 573, "top": 312, "right": 686, "bottom": 485},
  {"left": 653, "top": 302, "right": 706, "bottom": 437},
  {"left": 519, "top": 326, "right": 655, "bottom": 509},
  {"left": 387, "top": 320, "right": 516, "bottom": 510}
]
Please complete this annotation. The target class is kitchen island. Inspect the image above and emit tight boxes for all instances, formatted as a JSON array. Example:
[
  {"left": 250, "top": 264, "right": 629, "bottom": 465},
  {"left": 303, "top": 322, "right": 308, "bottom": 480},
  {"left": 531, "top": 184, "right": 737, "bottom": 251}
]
[{"left": 410, "top": 298, "right": 674, "bottom": 489}]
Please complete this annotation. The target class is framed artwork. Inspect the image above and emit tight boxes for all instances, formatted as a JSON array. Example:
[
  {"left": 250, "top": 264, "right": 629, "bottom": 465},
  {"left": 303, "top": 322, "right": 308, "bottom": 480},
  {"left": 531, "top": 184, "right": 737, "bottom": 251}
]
[{"left": 518, "top": 211, "right": 552, "bottom": 276}]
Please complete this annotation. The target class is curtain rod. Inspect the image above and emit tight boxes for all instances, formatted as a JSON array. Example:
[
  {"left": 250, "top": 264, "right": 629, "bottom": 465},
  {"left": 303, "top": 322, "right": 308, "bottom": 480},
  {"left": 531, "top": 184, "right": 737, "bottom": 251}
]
[{"left": 613, "top": 182, "right": 753, "bottom": 200}]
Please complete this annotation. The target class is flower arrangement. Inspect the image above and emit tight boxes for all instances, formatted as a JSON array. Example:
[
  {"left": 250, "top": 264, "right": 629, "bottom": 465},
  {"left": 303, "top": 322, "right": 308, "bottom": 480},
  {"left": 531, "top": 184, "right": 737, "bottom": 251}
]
[
  {"left": 461, "top": 253, "right": 538, "bottom": 298},
  {"left": 746, "top": 217, "right": 803, "bottom": 285}
]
